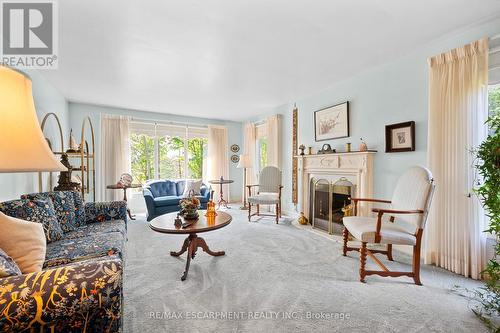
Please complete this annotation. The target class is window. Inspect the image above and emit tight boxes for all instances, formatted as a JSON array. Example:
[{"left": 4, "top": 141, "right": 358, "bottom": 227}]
[
  {"left": 489, "top": 84, "right": 500, "bottom": 117},
  {"left": 255, "top": 123, "right": 267, "bottom": 172},
  {"left": 130, "top": 123, "right": 156, "bottom": 184},
  {"left": 158, "top": 136, "right": 185, "bottom": 179},
  {"left": 258, "top": 137, "right": 268, "bottom": 171},
  {"left": 130, "top": 122, "right": 208, "bottom": 182},
  {"left": 489, "top": 36, "right": 500, "bottom": 132}
]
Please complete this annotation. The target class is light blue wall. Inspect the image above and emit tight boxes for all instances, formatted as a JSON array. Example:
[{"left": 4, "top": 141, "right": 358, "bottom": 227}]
[
  {"left": 0, "top": 70, "right": 69, "bottom": 202},
  {"left": 247, "top": 17, "right": 500, "bottom": 215},
  {"left": 68, "top": 102, "right": 244, "bottom": 202}
]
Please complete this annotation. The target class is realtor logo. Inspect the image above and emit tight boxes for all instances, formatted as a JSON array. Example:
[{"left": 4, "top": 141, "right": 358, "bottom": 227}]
[{"left": 1, "top": 0, "right": 58, "bottom": 69}]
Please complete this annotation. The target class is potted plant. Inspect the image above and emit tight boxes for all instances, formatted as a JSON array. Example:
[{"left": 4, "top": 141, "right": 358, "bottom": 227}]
[{"left": 472, "top": 98, "right": 500, "bottom": 331}]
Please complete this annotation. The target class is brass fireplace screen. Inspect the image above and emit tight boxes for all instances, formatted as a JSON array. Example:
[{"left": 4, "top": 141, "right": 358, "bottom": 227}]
[{"left": 310, "top": 177, "right": 355, "bottom": 234}]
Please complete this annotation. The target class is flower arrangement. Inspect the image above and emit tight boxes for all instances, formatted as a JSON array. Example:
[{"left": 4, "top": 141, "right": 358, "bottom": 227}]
[
  {"left": 179, "top": 190, "right": 201, "bottom": 219},
  {"left": 179, "top": 197, "right": 201, "bottom": 211}
]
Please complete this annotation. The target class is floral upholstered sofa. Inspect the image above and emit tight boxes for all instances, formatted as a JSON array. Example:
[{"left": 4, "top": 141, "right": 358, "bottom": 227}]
[{"left": 0, "top": 191, "right": 127, "bottom": 332}]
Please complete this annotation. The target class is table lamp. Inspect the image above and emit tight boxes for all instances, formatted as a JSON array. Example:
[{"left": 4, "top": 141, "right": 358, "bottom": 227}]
[
  {"left": 236, "top": 154, "right": 252, "bottom": 210},
  {"left": 0, "top": 65, "right": 66, "bottom": 173}
]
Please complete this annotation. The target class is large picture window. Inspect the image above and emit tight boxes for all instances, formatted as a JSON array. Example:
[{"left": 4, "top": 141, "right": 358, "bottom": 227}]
[{"left": 130, "top": 122, "right": 208, "bottom": 183}]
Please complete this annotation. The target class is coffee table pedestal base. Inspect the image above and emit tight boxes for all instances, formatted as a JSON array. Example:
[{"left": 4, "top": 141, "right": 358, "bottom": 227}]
[{"left": 170, "top": 234, "right": 225, "bottom": 281}]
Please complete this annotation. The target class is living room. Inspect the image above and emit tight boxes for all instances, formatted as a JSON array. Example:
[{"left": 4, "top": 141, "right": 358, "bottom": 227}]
[{"left": 1, "top": 1, "right": 500, "bottom": 332}]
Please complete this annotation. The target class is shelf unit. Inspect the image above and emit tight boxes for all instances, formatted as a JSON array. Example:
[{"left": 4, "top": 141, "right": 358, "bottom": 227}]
[{"left": 39, "top": 114, "right": 96, "bottom": 201}]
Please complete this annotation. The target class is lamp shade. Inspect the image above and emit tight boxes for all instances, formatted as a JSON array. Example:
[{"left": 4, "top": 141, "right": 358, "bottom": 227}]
[
  {"left": 236, "top": 154, "right": 252, "bottom": 169},
  {"left": 0, "top": 66, "right": 66, "bottom": 172}
]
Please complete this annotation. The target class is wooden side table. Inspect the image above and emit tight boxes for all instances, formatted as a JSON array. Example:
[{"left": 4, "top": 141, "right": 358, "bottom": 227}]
[
  {"left": 208, "top": 179, "right": 234, "bottom": 209},
  {"left": 106, "top": 184, "right": 142, "bottom": 220}
]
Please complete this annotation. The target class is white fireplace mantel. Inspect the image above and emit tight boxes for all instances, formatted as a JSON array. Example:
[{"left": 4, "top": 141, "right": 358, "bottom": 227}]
[{"left": 297, "top": 151, "right": 376, "bottom": 218}]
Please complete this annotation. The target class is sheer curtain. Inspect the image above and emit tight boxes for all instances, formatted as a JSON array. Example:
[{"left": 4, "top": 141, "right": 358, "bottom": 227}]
[
  {"left": 266, "top": 114, "right": 282, "bottom": 170},
  {"left": 243, "top": 122, "right": 257, "bottom": 185},
  {"left": 207, "top": 125, "right": 229, "bottom": 201},
  {"left": 425, "top": 38, "right": 489, "bottom": 279},
  {"left": 100, "top": 115, "right": 131, "bottom": 201}
]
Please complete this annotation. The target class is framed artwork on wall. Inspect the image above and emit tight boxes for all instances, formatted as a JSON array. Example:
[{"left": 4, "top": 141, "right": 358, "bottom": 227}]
[
  {"left": 385, "top": 121, "right": 415, "bottom": 153},
  {"left": 314, "top": 102, "right": 349, "bottom": 141}
]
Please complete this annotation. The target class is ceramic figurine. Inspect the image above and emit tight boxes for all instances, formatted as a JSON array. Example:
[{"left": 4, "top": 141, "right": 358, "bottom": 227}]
[
  {"left": 359, "top": 138, "right": 367, "bottom": 151},
  {"left": 298, "top": 212, "right": 308, "bottom": 225},
  {"left": 67, "top": 129, "right": 80, "bottom": 153},
  {"left": 174, "top": 214, "right": 182, "bottom": 228}
]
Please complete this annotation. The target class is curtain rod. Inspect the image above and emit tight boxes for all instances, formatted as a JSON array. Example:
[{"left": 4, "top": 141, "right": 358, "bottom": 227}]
[{"left": 129, "top": 117, "right": 208, "bottom": 129}]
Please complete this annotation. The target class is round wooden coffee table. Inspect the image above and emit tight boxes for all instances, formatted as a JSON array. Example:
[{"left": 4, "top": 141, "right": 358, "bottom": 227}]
[{"left": 149, "top": 211, "right": 232, "bottom": 281}]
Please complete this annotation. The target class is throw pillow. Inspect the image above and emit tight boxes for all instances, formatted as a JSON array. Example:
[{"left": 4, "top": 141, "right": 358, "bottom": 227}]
[
  {"left": 0, "top": 212, "right": 46, "bottom": 273},
  {"left": 0, "top": 247, "right": 22, "bottom": 278},
  {"left": 72, "top": 191, "right": 86, "bottom": 227},
  {"left": 23, "top": 192, "right": 78, "bottom": 233},
  {"left": 0, "top": 198, "right": 64, "bottom": 243},
  {"left": 182, "top": 179, "right": 203, "bottom": 197}
]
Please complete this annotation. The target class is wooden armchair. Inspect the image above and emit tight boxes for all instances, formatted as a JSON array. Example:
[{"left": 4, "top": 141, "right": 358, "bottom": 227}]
[
  {"left": 342, "top": 166, "right": 435, "bottom": 285},
  {"left": 247, "top": 166, "right": 283, "bottom": 224}
]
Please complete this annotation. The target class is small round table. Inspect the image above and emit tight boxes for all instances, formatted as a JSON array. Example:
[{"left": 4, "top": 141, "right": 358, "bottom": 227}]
[
  {"left": 208, "top": 179, "right": 234, "bottom": 209},
  {"left": 149, "top": 211, "right": 232, "bottom": 281},
  {"left": 106, "top": 184, "right": 142, "bottom": 220}
]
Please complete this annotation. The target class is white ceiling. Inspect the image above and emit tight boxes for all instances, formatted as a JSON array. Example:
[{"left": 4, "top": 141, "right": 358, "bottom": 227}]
[{"left": 42, "top": 0, "right": 500, "bottom": 121}]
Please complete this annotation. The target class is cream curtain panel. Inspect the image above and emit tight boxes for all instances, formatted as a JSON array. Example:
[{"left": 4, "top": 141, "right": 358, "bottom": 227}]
[
  {"left": 243, "top": 122, "right": 257, "bottom": 185},
  {"left": 266, "top": 114, "right": 282, "bottom": 170},
  {"left": 207, "top": 125, "right": 229, "bottom": 201},
  {"left": 100, "top": 115, "right": 131, "bottom": 201},
  {"left": 425, "top": 38, "right": 489, "bottom": 279}
]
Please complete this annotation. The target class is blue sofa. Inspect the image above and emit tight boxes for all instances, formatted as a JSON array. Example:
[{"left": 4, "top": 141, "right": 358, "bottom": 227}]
[{"left": 143, "top": 180, "right": 211, "bottom": 221}]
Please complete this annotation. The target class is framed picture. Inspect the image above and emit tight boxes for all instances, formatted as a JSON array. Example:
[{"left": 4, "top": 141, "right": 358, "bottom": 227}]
[
  {"left": 314, "top": 102, "right": 349, "bottom": 141},
  {"left": 385, "top": 121, "right": 415, "bottom": 153}
]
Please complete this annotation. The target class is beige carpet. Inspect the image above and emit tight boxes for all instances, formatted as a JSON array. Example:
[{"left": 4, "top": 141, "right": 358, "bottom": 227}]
[{"left": 123, "top": 209, "right": 486, "bottom": 333}]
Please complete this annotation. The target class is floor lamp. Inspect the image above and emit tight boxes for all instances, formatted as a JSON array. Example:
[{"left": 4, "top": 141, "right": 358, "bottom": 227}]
[
  {"left": 236, "top": 154, "right": 251, "bottom": 210},
  {"left": 0, "top": 65, "right": 66, "bottom": 221}
]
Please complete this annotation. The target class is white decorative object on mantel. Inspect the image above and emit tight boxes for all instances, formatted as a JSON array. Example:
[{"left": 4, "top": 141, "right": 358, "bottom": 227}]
[{"left": 297, "top": 151, "right": 376, "bottom": 221}]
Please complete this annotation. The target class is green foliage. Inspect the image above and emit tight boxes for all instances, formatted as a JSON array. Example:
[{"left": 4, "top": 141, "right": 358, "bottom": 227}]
[
  {"left": 158, "top": 136, "right": 185, "bottom": 179},
  {"left": 130, "top": 133, "right": 154, "bottom": 183},
  {"left": 473, "top": 85, "right": 500, "bottom": 331},
  {"left": 259, "top": 138, "right": 268, "bottom": 170},
  {"left": 187, "top": 138, "right": 207, "bottom": 179},
  {"left": 131, "top": 133, "right": 207, "bottom": 182}
]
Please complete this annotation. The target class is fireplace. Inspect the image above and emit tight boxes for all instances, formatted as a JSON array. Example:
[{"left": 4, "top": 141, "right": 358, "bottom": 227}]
[
  {"left": 309, "top": 177, "right": 355, "bottom": 234},
  {"left": 298, "top": 152, "right": 375, "bottom": 234}
]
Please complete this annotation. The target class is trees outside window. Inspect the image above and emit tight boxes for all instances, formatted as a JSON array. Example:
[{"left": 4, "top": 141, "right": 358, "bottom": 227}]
[
  {"left": 258, "top": 137, "right": 268, "bottom": 171},
  {"left": 130, "top": 133, "right": 155, "bottom": 184},
  {"left": 158, "top": 136, "right": 185, "bottom": 179},
  {"left": 130, "top": 123, "right": 208, "bottom": 183},
  {"left": 187, "top": 137, "right": 207, "bottom": 179}
]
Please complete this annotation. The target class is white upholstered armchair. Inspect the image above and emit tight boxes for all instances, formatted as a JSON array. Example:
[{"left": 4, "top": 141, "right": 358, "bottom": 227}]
[
  {"left": 247, "top": 166, "right": 283, "bottom": 224},
  {"left": 342, "top": 166, "right": 435, "bottom": 285}
]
